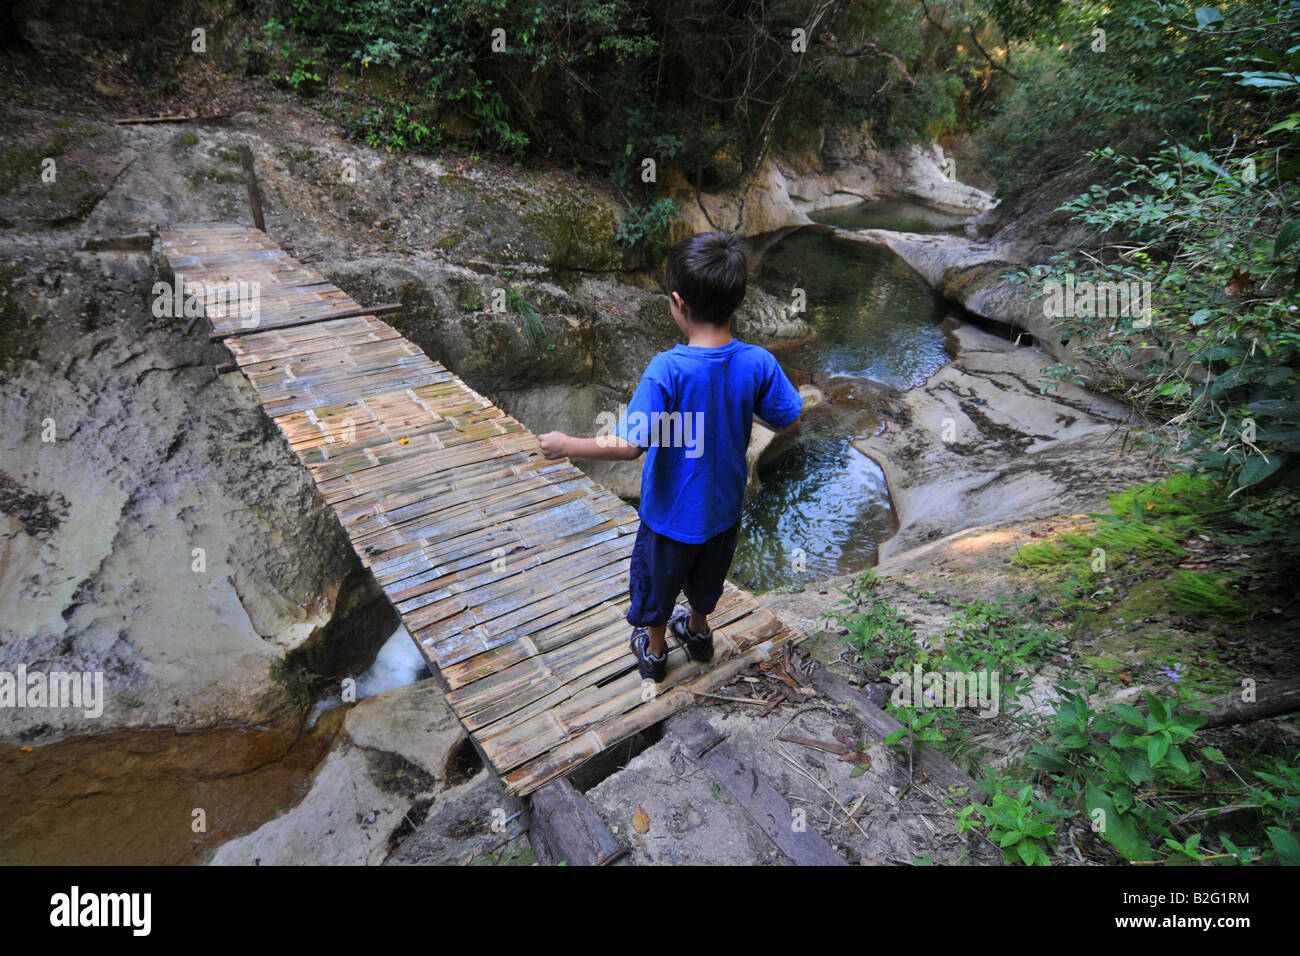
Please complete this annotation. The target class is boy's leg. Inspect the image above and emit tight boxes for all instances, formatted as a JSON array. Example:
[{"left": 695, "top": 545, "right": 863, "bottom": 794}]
[
  {"left": 681, "top": 520, "right": 741, "bottom": 635},
  {"left": 646, "top": 624, "right": 668, "bottom": 657},
  {"left": 627, "top": 522, "right": 694, "bottom": 657}
]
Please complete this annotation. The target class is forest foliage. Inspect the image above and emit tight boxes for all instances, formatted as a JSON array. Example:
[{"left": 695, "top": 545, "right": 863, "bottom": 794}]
[
  {"left": 234, "top": 0, "right": 1300, "bottom": 549},
  {"left": 237, "top": 1, "right": 1000, "bottom": 197}
]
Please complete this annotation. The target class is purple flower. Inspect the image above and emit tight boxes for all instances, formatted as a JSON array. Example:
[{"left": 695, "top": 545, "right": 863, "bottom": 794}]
[{"left": 1160, "top": 662, "right": 1182, "bottom": 683}]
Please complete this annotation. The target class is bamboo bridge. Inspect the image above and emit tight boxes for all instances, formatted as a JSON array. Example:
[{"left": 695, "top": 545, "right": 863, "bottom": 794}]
[{"left": 156, "top": 223, "right": 805, "bottom": 796}]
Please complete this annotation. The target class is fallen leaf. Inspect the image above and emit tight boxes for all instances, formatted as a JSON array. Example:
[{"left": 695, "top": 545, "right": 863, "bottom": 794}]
[
  {"left": 832, "top": 724, "right": 858, "bottom": 747},
  {"left": 632, "top": 805, "right": 650, "bottom": 834}
]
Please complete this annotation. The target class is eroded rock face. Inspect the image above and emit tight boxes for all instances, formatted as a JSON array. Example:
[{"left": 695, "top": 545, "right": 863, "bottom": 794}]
[
  {"left": 668, "top": 128, "right": 995, "bottom": 241},
  {"left": 837, "top": 228, "right": 1078, "bottom": 366},
  {"left": 826, "top": 163, "right": 1139, "bottom": 375},
  {"left": 0, "top": 244, "right": 389, "bottom": 743},
  {"left": 838, "top": 226, "right": 1183, "bottom": 384},
  {"left": 851, "top": 322, "right": 1155, "bottom": 563},
  {"left": 964, "top": 161, "right": 1105, "bottom": 258}
]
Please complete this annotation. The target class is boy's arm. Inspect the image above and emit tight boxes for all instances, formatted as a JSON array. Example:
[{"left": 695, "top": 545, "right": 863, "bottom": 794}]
[
  {"left": 538, "top": 432, "right": 645, "bottom": 461},
  {"left": 540, "top": 356, "right": 664, "bottom": 461}
]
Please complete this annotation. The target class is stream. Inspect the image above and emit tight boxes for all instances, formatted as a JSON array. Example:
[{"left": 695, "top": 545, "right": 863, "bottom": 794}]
[{"left": 729, "top": 198, "right": 971, "bottom": 592}]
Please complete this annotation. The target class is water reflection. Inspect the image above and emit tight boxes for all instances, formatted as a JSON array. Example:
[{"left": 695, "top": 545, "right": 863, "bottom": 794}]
[
  {"left": 810, "top": 196, "right": 969, "bottom": 234},
  {"left": 730, "top": 217, "right": 965, "bottom": 591}
]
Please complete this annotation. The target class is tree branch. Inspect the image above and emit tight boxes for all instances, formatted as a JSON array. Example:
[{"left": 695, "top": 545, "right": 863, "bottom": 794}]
[
  {"left": 964, "top": 22, "right": 1018, "bottom": 81},
  {"left": 823, "top": 37, "right": 916, "bottom": 86}
]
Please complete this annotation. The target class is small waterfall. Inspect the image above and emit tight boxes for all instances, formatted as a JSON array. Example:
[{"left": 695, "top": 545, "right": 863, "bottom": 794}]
[{"left": 309, "top": 624, "right": 431, "bottom": 726}]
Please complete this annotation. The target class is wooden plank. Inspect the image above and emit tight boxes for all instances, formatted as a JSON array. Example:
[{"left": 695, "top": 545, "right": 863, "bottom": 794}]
[
  {"left": 209, "top": 302, "right": 403, "bottom": 340},
  {"left": 806, "top": 664, "right": 985, "bottom": 803},
  {"left": 502, "top": 642, "right": 791, "bottom": 793},
  {"left": 391, "top": 523, "right": 629, "bottom": 620},
  {"left": 457, "top": 630, "right": 635, "bottom": 733},
  {"left": 478, "top": 614, "right": 775, "bottom": 773},
  {"left": 528, "top": 778, "right": 627, "bottom": 866},
  {"left": 671, "top": 713, "right": 847, "bottom": 866},
  {"left": 232, "top": 328, "right": 405, "bottom": 370}
]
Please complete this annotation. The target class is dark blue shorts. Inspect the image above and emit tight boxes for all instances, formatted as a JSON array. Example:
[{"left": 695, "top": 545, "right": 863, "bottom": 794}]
[{"left": 627, "top": 520, "right": 740, "bottom": 628}]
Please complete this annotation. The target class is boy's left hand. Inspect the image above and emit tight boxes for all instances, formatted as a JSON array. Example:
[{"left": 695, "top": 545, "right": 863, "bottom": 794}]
[{"left": 537, "top": 431, "right": 569, "bottom": 460}]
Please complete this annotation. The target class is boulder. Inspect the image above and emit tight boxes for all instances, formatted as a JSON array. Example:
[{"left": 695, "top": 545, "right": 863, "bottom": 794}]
[
  {"left": 852, "top": 323, "right": 1154, "bottom": 563},
  {"left": 207, "top": 677, "right": 524, "bottom": 866},
  {"left": 668, "top": 130, "right": 994, "bottom": 241}
]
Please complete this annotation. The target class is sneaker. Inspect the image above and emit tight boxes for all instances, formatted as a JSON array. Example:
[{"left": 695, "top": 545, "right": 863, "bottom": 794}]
[
  {"left": 629, "top": 628, "right": 667, "bottom": 682},
  {"left": 668, "top": 606, "right": 713, "bottom": 663}
]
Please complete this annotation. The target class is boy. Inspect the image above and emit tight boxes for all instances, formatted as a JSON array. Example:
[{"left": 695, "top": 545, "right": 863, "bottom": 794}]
[{"left": 537, "top": 232, "right": 803, "bottom": 681}]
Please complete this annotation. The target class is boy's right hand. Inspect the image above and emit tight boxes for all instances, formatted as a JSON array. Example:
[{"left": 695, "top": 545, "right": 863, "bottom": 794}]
[{"left": 537, "top": 431, "right": 569, "bottom": 460}]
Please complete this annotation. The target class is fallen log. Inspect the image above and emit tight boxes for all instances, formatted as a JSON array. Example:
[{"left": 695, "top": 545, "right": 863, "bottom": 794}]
[
  {"left": 528, "top": 777, "right": 627, "bottom": 866},
  {"left": 674, "top": 714, "right": 848, "bottom": 866},
  {"left": 1201, "top": 678, "right": 1300, "bottom": 728},
  {"left": 806, "top": 663, "right": 986, "bottom": 803}
]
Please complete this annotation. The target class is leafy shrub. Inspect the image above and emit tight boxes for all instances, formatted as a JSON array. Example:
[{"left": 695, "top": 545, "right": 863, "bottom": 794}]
[
  {"left": 828, "top": 569, "right": 921, "bottom": 678},
  {"left": 361, "top": 102, "right": 438, "bottom": 152},
  {"left": 614, "top": 199, "right": 679, "bottom": 261},
  {"left": 1022, "top": 142, "right": 1300, "bottom": 497},
  {"left": 957, "top": 770, "right": 1071, "bottom": 866}
]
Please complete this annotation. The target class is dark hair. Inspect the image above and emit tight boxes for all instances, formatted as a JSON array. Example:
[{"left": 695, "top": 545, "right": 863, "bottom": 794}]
[{"left": 665, "top": 231, "right": 747, "bottom": 326}]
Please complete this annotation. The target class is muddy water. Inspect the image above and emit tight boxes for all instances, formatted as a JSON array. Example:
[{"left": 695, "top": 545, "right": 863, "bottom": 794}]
[
  {"left": 0, "top": 708, "right": 346, "bottom": 865},
  {"left": 0, "top": 618, "right": 434, "bottom": 865},
  {"left": 731, "top": 205, "right": 967, "bottom": 591}
]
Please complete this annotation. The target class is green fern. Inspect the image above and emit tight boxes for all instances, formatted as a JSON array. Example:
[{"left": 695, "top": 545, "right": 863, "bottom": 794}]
[
  {"left": 507, "top": 288, "right": 548, "bottom": 354},
  {"left": 1107, "top": 471, "right": 1231, "bottom": 522},
  {"left": 1165, "top": 570, "right": 1254, "bottom": 618},
  {"left": 1013, "top": 472, "right": 1232, "bottom": 572}
]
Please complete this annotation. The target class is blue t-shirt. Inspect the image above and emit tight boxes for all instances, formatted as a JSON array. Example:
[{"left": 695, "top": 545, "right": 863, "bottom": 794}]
[{"left": 614, "top": 340, "right": 803, "bottom": 543}]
